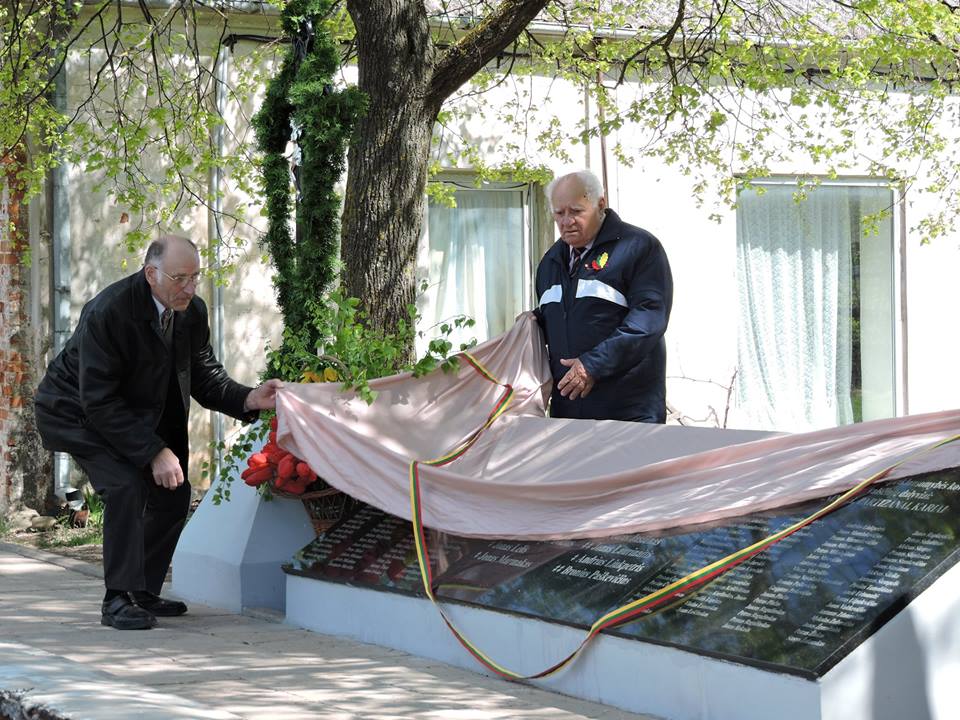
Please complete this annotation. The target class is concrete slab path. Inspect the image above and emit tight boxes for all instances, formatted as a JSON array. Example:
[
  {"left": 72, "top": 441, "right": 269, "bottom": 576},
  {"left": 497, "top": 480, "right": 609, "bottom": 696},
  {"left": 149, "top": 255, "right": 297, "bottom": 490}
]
[{"left": 0, "top": 542, "right": 654, "bottom": 720}]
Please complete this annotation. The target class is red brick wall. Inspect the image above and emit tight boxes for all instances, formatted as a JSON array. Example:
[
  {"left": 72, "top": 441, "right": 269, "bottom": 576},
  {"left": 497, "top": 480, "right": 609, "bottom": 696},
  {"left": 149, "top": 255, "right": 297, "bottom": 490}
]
[{"left": 1, "top": 152, "right": 31, "bottom": 513}]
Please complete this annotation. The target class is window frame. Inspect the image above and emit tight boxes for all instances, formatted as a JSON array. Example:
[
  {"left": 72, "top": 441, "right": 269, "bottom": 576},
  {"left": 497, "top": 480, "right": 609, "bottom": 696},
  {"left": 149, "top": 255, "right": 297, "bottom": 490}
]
[
  {"left": 735, "top": 174, "right": 907, "bottom": 422},
  {"left": 418, "top": 173, "right": 551, "bottom": 342}
]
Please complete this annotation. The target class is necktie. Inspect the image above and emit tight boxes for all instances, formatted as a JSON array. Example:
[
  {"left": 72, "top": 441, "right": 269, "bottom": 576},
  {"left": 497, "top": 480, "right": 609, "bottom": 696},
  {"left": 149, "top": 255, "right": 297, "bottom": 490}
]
[
  {"left": 570, "top": 247, "right": 584, "bottom": 276},
  {"left": 160, "top": 308, "right": 173, "bottom": 333}
]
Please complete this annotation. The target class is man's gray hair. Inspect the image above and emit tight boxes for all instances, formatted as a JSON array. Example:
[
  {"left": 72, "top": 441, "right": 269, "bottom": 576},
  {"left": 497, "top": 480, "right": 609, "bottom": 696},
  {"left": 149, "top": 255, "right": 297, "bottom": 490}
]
[
  {"left": 144, "top": 234, "right": 198, "bottom": 266},
  {"left": 545, "top": 170, "right": 605, "bottom": 210}
]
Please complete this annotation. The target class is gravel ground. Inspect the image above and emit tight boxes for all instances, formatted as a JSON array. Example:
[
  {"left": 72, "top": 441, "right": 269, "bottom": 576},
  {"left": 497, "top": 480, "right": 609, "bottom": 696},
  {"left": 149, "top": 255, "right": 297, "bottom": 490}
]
[{"left": 2, "top": 495, "right": 205, "bottom": 569}]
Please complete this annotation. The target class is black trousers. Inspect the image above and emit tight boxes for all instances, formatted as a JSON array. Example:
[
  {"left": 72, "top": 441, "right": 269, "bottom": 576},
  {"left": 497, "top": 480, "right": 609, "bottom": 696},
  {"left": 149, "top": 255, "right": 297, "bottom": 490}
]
[
  {"left": 73, "top": 367, "right": 189, "bottom": 595},
  {"left": 36, "top": 331, "right": 191, "bottom": 595},
  {"left": 73, "top": 450, "right": 190, "bottom": 594}
]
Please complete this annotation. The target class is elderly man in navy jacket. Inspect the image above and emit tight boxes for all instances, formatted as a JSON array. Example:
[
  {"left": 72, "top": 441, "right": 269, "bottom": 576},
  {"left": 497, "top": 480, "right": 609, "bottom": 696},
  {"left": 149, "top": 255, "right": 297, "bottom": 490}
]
[
  {"left": 35, "top": 234, "right": 282, "bottom": 630},
  {"left": 534, "top": 170, "right": 673, "bottom": 423}
]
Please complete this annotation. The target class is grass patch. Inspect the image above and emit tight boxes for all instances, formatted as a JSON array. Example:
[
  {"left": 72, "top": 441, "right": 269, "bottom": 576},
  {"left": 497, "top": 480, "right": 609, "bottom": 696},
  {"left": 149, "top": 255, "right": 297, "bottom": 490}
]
[
  {"left": 37, "top": 527, "right": 104, "bottom": 548},
  {"left": 15, "top": 486, "right": 106, "bottom": 550}
]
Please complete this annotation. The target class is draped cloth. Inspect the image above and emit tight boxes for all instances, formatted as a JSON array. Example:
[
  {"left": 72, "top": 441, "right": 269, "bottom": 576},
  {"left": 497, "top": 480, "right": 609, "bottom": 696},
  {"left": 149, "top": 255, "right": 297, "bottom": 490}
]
[{"left": 276, "top": 313, "right": 960, "bottom": 540}]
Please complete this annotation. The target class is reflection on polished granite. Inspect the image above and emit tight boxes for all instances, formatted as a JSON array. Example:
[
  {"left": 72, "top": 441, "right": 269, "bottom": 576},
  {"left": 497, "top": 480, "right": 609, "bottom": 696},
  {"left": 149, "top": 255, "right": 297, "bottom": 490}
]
[{"left": 286, "top": 468, "right": 960, "bottom": 678}]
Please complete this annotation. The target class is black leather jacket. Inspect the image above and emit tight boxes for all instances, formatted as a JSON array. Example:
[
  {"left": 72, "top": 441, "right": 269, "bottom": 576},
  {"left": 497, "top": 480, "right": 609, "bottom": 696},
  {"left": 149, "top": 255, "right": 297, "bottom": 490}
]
[
  {"left": 35, "top": 269, "right": 255, "bottom": 468},
  {"left": 534, "top": 210, "right": 673, "bottom": 422}
]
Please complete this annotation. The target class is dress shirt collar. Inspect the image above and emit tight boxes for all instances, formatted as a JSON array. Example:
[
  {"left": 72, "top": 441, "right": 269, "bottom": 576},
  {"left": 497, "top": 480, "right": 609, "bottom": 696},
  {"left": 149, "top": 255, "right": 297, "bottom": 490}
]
[{"left": 152, "top": 295, "right": 168, "bottom": 321}]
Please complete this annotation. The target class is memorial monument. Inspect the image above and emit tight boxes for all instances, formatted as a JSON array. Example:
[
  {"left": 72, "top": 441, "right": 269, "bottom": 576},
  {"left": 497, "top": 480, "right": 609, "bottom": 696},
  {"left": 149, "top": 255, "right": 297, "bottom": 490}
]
[
  {"left": 174, "top": 318, "right": 960, "bottom": 719},
  {"left": 279, "top": 466, "right": 960, "bottom": 720}
]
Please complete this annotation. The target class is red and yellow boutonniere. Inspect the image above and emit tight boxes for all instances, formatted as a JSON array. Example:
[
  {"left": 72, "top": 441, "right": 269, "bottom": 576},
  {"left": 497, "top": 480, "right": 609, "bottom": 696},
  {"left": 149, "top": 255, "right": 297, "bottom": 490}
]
[{"left": 591, "top": 252, "right": 609, "bottom": 271}]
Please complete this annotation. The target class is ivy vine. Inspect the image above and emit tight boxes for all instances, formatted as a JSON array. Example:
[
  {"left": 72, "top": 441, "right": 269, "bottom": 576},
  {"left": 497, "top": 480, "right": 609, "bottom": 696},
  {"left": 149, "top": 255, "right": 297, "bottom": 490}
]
[
  {"left": 209, "top": 1, "right": 470, "bottom": 504},
  {"left": 251, "top": 0, "right": 367, "bottom": 380}
]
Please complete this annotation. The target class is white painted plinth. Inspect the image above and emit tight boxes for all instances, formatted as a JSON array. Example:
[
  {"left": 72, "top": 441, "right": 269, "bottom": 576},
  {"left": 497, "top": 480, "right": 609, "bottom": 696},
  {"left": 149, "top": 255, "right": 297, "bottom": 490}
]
[
  {"left": 172, "top": 475, "right": 315, "bottom": 612},
  {"left": 284, "top": 558, "right": 960, "bottom": 720}
]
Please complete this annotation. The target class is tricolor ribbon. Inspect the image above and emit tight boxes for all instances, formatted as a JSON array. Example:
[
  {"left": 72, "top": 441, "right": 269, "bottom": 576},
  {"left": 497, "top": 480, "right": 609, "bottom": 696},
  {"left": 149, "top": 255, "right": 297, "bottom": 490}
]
[{"left": 408, "top": 352, "right": 960, "bottom": 680}]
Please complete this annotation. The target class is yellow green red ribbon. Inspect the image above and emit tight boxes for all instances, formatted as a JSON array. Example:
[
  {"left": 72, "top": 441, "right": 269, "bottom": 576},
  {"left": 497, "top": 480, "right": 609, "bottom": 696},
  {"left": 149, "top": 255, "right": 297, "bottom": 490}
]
[{"left": 408, "top": 351, "right": 960, "bottom": 680}]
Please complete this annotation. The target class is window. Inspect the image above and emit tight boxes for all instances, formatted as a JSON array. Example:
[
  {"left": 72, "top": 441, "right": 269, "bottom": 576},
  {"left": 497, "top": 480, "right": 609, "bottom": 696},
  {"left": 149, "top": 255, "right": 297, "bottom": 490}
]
[
  {"left": 735, "top": 179, "right": 898, "bottom": 431},
  {"left": 416, "top": 179, "right": 550, "bottom": 357}
]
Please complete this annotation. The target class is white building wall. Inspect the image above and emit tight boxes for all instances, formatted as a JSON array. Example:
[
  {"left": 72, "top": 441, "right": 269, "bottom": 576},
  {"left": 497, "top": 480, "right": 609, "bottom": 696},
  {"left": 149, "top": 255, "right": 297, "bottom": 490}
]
[
  {"left": 901, "top": 195, "right": 960, "bottom": 415},
  {"left": 55, "top": 15, "right": 285, "bottom": 484},
  {"left": 433, "top": 69, "right": 960, "bottom": 429},
  {"left": 42, "top": 21, "right": 960, "bottom": 451}
]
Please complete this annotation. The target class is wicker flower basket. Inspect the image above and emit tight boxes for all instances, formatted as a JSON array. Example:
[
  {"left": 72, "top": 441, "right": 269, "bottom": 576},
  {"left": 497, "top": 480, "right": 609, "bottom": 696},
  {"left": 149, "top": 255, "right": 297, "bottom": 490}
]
[{"left": 268, "top": 479, "right": 354, "bottom": 535}]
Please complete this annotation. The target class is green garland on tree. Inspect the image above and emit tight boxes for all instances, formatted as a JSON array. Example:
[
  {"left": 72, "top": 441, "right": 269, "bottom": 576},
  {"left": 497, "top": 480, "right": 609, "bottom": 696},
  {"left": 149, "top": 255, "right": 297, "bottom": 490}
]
[
  {"left": 250, "top": 0, "right": 468, "bottom": 390},
  {"left": 252, "top": 0, "right": 366, "bottom": 379},
  {"left": 211, "top": 1, "right": 473, "bottom": 503}
]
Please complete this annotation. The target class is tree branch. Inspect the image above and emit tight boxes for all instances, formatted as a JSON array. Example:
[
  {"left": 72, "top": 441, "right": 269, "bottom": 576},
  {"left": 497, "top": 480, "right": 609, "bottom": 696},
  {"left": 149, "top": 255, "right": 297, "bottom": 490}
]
[
  {"left": 428, "top": 0, "right": 549, "bottom": 109},
  {"left": 615, "top": 0, "right": 687, "bottom": 86}
]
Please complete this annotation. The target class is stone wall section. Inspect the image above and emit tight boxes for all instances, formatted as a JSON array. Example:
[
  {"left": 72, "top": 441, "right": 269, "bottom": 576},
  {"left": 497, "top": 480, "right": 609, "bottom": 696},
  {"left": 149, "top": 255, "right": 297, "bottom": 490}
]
[
  {"left": 1, "top": 165, "right": 24, "bottom": 512},
  {"left": 0, "top": 156, "right": 47, "bottom": 514}
]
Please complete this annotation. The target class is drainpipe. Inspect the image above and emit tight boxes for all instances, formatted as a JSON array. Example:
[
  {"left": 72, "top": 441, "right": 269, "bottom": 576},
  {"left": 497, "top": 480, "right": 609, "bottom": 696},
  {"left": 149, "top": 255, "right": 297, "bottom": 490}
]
[
  {"left": 596, "top": 70, "right": 609, "bottom": 199},
  {"left": 897, "top": 188, "right": 908, "bottom": 416},
  {"left": 208, "top": 43, "right": 229, "bottom": 477},
  {"left": 29, "top": 145, "right": 42, "bottom": 363},
  {"left": 582, "top": 75, "right": 610, "bottom": 198},
  {"left": 583, "top": 84, "right": 591, "bottom": 170},
  {"left": 49, "top": 66, "right": 82, "bottom": 510}
]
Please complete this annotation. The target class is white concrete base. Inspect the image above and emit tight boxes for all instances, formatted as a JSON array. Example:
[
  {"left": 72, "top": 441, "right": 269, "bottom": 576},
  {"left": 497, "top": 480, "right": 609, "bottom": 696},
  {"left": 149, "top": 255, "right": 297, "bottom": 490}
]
[
  {"left": 819, "top": 556, "right": 960, "bottom": 720},
  {"left": 284, "top": 557, "right": 960, "bottom": 720},
  {"left": 172, "top": 473, "right": 315, "bottom": 612}
]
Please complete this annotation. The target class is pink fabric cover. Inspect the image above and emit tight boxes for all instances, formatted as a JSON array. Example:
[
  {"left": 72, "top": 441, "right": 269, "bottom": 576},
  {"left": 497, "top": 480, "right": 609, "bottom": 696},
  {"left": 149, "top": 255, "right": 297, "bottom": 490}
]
[{"left": 276, "top": 313, "right": 960, "bottom": 540}]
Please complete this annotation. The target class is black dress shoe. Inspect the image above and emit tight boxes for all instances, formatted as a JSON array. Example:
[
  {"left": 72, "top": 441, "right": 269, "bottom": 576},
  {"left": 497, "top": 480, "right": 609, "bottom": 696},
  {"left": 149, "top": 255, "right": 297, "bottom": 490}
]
[
  {"left": 133, "top": 591, "right": 188, "bottom": 617},
  {"left": 101, "top": 594, "right": 157, "bottom": 630}
]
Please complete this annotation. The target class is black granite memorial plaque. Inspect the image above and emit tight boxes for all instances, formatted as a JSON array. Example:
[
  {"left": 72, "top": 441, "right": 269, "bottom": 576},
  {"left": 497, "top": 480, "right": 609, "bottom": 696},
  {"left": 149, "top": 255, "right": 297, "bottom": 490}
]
[{"left": 285, "top": 467, "right": 960, "bottom": 678}]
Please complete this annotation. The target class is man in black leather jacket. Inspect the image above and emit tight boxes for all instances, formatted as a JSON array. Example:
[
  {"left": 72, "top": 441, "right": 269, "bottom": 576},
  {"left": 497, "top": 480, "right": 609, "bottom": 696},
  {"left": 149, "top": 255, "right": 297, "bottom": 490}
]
[
  {"left": 534, "top": 170, "right": 673, "bottom": 422},
  {"left": 35, "top": 234, "right": 281, "bottom": 629}
]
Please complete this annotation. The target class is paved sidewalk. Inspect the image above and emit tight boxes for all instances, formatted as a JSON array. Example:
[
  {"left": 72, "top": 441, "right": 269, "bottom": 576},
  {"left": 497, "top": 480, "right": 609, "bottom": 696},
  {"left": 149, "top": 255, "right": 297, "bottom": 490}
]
[{"left": 0, "top": 542, "right": 653, "bottom": 720}]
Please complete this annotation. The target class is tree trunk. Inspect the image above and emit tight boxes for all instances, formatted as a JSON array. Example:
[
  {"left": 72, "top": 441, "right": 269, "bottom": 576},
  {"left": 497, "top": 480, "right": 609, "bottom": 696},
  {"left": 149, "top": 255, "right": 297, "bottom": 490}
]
[
  {"left": 341, "top": 0, "right": 550, "bottom": 342},
  {"left": 341, "top": 1, "right": 437, "bottom": 338}
]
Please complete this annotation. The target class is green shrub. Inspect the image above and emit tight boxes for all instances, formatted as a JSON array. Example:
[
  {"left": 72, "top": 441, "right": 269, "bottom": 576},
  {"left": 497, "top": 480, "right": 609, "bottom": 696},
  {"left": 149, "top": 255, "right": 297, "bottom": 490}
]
[
  {"left": 82, "top": 488, "right": 104, "bottom": 530},
  {"left": 206, "top": 289, "right": 473, "bottom": 504},
  {"left": 251, "top": 0, "right": 367, "bottom": 377}
]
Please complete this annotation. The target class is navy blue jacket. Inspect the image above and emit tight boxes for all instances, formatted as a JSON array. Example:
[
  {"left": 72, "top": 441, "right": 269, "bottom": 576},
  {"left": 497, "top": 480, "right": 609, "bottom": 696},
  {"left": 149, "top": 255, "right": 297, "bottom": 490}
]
[{"left": 534, "top": 210, "right": 673, "bottom": 422}]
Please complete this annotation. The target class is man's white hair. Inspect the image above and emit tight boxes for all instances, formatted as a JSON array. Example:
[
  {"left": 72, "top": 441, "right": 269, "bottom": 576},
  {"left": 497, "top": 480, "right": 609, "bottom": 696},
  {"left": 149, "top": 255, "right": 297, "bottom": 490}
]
[{"left": 545, "top": 170, "right": 605, "bottom": 211}]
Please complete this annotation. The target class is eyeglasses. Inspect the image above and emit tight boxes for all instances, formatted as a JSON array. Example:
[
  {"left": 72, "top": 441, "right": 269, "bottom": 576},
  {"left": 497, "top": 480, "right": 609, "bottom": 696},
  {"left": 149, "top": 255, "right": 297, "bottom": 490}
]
[{"left": 154, "top": 267, "right": 203, "bottom": 285}]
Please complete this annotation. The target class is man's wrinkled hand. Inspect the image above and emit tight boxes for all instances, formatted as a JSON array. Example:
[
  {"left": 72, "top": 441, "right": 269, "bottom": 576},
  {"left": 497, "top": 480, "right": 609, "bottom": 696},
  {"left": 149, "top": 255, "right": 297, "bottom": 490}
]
[
  {"left": 150, "top": 447, "right": 184, "bottom": 490},
  {"left": 244, "top": 378, "right": 283, "bottom": 412},
  {"left": 557, "top": 357, "right": 595, "bottom": 400}
]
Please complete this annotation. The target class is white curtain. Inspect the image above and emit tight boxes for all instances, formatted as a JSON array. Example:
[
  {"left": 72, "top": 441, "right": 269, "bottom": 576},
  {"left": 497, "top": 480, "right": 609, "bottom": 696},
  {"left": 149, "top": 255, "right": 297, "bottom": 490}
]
[
  {"left": 736, "top": 184, "right": 854, "bottom": 431},
  {"left": 417, "top": 188, "right": 524, "bottom": 357}
]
